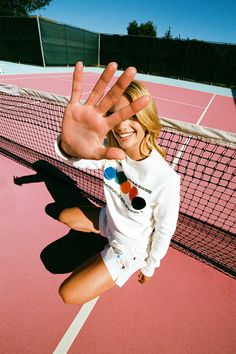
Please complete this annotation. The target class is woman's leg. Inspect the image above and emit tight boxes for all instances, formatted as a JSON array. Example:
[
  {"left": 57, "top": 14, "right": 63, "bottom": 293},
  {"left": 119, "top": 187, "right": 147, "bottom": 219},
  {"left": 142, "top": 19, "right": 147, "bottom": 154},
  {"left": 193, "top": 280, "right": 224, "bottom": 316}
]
[
  {"left": 59, "top": 253, "right": 115, "bottom": 304},
  {"left": 59, "top": 205, "right": 101, "bottom": 233}
]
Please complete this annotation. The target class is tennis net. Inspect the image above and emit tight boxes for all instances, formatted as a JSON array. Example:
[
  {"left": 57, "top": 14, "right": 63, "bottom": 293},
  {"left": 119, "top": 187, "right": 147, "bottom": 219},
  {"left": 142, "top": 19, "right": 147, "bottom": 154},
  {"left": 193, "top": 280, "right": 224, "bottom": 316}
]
[{"left": 0, "top": 84, "right": 235, "bottom": 279}]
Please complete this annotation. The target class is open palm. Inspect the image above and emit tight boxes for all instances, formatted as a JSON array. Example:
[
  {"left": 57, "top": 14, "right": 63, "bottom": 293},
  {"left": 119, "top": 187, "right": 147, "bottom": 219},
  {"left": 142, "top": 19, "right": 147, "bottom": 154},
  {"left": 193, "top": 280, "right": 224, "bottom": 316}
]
[{"left": 60, "top": 62, "right": 150, "bottom": 160}]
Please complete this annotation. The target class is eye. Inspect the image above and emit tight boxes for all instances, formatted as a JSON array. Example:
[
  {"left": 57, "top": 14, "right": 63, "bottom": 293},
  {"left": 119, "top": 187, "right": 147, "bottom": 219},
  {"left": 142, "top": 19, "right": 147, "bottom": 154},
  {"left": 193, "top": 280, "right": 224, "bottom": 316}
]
[{"left": 106, "top": 110, "right": 113, "bottom": 116}]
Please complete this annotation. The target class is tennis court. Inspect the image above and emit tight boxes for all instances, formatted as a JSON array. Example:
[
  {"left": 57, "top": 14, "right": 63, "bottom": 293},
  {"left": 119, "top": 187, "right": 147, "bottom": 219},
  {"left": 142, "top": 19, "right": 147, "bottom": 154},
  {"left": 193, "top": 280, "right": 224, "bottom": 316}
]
[{"left": 0, "top": 62, "right": 235, "bottom": 354}]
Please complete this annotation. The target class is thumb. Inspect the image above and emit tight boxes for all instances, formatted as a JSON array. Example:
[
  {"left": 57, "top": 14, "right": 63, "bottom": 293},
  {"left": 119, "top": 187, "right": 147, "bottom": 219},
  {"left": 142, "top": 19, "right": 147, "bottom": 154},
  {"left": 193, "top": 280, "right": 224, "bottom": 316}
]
[{"left": 97, "top": 147, "right": 126, "bottom": 160}]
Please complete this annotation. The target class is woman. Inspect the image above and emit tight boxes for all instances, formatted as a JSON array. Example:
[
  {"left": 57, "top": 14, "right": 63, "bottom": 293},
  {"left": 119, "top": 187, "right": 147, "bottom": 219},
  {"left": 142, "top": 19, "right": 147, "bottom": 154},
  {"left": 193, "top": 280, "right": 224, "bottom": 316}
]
[{"left": 55, "top": 62, "right": 180, "bottom": 304}]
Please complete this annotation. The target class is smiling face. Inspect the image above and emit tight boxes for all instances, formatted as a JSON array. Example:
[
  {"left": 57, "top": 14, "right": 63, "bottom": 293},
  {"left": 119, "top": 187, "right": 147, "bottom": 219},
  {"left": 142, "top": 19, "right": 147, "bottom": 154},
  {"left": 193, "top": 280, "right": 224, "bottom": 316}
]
[
  {"left": 107, "top": 80, "right": 166, "bottom": 160},
  {"left": 110, "top": 96, "right": 146, "bottom": 160}
]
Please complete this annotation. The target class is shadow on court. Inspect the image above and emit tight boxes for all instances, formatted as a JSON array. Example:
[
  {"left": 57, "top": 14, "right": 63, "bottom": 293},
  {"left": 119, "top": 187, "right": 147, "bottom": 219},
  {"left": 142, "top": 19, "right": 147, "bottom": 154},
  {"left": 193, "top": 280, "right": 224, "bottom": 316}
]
[{"left": 13, "top": 160, "right": 108, "bottom": 274}]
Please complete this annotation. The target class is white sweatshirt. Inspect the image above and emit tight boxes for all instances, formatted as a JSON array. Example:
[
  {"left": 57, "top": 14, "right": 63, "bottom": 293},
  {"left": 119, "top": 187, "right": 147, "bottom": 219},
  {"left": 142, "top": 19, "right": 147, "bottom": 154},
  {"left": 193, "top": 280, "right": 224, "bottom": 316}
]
[{"left": 55, "top": 139, "right": 181, "bottom": 277}]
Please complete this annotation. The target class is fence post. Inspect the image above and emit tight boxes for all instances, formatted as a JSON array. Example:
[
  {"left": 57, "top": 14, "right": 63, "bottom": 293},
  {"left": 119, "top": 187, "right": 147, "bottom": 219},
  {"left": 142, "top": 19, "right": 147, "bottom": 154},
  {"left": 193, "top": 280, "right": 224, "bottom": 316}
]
[{"left": 37, "top": 16, "right": 46, "bottom": 67}]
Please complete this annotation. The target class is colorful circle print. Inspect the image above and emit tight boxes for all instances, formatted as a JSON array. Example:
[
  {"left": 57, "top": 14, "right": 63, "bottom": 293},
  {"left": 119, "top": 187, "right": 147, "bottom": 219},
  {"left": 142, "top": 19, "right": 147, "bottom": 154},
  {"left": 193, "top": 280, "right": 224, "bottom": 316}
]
[
  {"left": 104, "top": 167, "right": 146, "bottom": 210},
  {"left": 104, "top": 167, "right": 116, "bottom": 180}
]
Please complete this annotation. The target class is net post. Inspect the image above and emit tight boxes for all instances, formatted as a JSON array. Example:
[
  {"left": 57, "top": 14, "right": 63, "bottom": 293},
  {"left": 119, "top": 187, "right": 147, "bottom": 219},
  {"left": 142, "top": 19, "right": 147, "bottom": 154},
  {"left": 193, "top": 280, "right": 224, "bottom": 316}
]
[{"left": 37, "top": 15, "right": 46, "bottom": 67}]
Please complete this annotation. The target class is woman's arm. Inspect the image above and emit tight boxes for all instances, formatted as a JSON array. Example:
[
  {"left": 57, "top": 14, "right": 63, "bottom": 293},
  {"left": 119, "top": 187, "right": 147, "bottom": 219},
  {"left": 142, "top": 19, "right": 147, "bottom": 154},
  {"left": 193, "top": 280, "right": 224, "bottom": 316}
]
[{"left": 141, "top": 174, "right": 181, "bottom": 277}]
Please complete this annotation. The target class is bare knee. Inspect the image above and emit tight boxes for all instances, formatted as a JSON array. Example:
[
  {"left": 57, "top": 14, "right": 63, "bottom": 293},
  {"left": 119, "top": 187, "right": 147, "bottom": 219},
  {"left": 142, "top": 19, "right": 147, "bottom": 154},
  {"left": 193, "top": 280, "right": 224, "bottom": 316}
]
[
  {"left": 58, "top": 207, "right": 99, "bottom": 233},
  {"left": 59, "top": 284, "right": 92, "bottom": 305},
  {"left": 58, "top": 208, "right": 72, "bottom": 226},
  {"left": 58, "top": 208, "right": 81, "bottom": 231},
  {"left": 58, "top": 254, "right": 115, "bottom": 305}
]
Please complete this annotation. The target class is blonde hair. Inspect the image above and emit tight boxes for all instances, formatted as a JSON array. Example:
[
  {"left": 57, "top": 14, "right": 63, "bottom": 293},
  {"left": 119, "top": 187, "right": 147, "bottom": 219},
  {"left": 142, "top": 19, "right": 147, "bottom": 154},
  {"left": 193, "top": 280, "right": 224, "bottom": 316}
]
[{"left": 107, "top": 80, "right": 166, "bottom": 158}]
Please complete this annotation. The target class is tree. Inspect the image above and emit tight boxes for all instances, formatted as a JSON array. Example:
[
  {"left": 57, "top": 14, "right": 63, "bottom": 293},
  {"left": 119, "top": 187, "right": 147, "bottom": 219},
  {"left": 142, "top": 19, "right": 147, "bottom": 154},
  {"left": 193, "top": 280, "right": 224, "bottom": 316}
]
[
  {"left": 139, "top": 21, "right": 157, "bottom": 37},
  {"left": 127, "top": 20, "right": 157, "bottom": 37},
  {"left": 0, "top": 0, "right": 53, "bottom": 16},
  {"left": 127, "top": 20, "right": 139, "bottom": 35},
  {"left": 163, "top": 26, "right": 172, "bottom": 40}
]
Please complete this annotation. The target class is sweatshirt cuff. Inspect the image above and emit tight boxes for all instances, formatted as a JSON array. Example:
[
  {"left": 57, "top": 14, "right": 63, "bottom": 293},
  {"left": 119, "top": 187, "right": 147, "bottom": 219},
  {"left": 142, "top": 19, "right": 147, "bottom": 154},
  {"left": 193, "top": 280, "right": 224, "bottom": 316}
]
[
  {"left": 141, "top": 258, "right": 160, "bottom": 277},
  {"left": 54, "top": 135, "right": 80, "bottom": 162},
  {"left": 141, "top": 266, "right": 155, "bottom": 277}
]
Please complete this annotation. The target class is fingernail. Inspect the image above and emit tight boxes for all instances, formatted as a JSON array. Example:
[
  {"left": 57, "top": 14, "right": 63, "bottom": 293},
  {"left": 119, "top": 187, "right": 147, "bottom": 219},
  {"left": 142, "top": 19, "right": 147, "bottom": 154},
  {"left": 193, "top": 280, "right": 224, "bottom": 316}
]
[
  {"left": 128, "top": 66, "right": 137, "bottom": 74},
  {"left": 109, "top": 62, "right": 118, "bottom": 69}
]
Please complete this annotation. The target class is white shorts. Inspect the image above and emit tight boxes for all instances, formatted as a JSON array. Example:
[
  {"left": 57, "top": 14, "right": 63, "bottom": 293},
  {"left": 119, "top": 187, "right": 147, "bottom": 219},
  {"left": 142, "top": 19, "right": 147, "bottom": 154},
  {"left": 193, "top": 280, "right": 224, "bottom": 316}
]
[{"left": 101, "top": 244, "right": 147, "bottom": 287}]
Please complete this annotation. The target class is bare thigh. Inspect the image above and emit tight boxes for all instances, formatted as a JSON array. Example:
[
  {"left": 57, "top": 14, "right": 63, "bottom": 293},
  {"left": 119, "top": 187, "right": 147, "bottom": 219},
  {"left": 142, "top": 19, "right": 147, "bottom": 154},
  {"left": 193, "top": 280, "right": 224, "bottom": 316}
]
[
  {"left": 59, "top": 254, "right": 115, "bottom": 304},
  {"left": 59, "top": 205, "right": 101, "bottom": 233}
]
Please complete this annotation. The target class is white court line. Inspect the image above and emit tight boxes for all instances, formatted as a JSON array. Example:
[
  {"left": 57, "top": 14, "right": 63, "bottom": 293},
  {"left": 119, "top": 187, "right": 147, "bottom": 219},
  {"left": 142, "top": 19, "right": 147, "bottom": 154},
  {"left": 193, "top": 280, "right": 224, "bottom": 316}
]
[
  {"left": 81, "top": 92, "right": 93, "bottom": 96},
  {"left": 0, "top": 75, "right": 71, "bottom": 81},
  {"left": 171, "top": 94, "right": 216, "bottom": 169},
  {"left": 47, "top": 76, "right": 73, "bottom": 82},
  {"left": 1, "top": 74, "right": 208, "bottom": 110},
  {"left": 152, "top": 95, "right": 205, "bottom": 109},
  {"left": 77, "top": 90, "right": 205, "bottom": 111},
  {"left": 195, "top": 94, "right": 216, "bottom": 125},
  {"left": 53, "top": 297, "right": 99, "bottom": 354}
]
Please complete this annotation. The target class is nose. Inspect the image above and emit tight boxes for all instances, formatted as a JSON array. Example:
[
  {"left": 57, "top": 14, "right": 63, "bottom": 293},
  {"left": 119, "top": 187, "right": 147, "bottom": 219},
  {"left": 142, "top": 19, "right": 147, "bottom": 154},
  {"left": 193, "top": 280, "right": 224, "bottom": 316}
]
[{"left": 115, "top": 119, "right": 130, "bottom": 131}]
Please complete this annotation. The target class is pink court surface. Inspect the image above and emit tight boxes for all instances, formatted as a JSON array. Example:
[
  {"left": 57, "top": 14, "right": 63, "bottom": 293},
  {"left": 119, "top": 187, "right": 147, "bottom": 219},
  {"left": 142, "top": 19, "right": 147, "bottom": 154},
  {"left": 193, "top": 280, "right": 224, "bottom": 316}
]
[{"left": 0, "top": 65, "right": 236, "bottom": 354}]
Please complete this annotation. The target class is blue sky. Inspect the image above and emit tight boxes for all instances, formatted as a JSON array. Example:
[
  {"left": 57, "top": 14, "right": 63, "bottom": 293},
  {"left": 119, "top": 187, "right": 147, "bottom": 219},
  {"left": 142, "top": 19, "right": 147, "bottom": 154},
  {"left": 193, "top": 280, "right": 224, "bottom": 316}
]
[{"left": 33, "top": 0, "right": 236, "bottom": 44}]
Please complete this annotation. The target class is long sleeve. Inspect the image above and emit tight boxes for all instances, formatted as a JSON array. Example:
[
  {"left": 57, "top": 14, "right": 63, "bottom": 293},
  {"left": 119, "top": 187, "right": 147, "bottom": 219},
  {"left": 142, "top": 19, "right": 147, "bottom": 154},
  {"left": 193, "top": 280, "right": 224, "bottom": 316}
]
[
  {"left": 54, "top": 135, "right": 105, "bottom": 170},
  {"left": 141, "top": 174, "right": 181, "bottom": 277}
]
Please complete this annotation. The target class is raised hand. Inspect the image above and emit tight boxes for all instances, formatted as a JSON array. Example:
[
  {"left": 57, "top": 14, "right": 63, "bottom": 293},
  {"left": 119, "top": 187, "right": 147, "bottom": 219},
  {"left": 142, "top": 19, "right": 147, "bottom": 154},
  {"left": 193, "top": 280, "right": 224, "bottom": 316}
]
[{"left": 60, "top": 62, "right": 150, "bottom": 160}]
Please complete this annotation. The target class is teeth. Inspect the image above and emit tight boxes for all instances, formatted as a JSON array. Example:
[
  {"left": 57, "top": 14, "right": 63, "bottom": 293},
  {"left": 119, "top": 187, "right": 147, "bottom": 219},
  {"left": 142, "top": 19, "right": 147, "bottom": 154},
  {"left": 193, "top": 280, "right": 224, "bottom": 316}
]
[{"left": 119, "top": 132, "right": 134, "bottom": 138}]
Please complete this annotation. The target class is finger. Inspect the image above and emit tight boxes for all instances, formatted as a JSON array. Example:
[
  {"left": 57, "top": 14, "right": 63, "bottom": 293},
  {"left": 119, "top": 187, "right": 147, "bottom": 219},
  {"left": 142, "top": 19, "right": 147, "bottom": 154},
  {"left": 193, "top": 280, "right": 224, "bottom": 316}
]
[
  {"left": 138, "top": 277, "right": 144, "bottom": 284},
  {"left": 138, "top": 272, "right": 143, "bottom": 282},
  {"left": 85, "top": 62, "right": 118, "bottom": 106},
  {"left": 105, "top": 95, "right": 150, "bottom": 129},
  {"left": 96, "top": 146, "right": 126, "bottom": 160},
  {"left": 96, "top": 66, "right": 137, "bottom": 114},
  {"left": 70, "top": 61, "right": 83, "bottom": 103},
  {"left": 138, "top": 272, "right": 142, "bottom": 279}
]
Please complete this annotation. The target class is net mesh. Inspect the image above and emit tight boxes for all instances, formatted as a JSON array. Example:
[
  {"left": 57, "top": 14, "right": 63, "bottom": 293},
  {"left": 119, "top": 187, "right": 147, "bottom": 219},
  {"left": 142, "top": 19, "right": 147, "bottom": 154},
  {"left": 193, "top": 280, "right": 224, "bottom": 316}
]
[{"left": 0, "top": 85, "right": 235, "bottom": 279}]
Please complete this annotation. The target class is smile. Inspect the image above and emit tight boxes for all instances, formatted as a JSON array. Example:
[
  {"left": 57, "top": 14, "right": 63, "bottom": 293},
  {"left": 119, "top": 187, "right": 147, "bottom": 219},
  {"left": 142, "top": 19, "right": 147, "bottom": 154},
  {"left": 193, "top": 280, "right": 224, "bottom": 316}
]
[{"left": 117, "top": 132, "right": 134, "bottom": 139}]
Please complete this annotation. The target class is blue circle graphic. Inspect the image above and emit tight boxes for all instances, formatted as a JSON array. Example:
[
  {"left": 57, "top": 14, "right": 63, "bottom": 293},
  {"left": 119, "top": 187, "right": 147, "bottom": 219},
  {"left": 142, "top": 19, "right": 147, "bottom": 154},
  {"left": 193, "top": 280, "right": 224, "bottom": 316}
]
[{"left": 104, "top": 167, "right": 117, "bottom": 180}]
